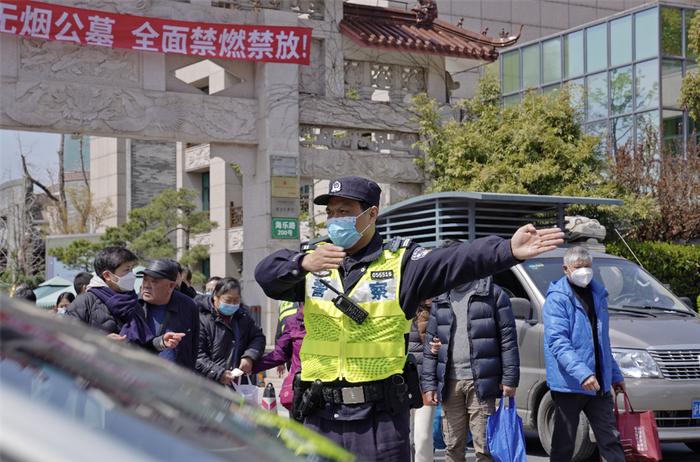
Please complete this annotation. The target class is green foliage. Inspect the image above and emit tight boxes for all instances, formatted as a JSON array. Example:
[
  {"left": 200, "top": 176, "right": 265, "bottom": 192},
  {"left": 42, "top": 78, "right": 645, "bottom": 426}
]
[
  {"left": 50, "top": 189, "right": 216, "bottom": 270},
  {"left": 49, "top": 239, "right": 101, "bottom": 271},
  {"left": 681, "top": 10, "right": 700, "bottom": 120},
  {"left": 606, "top": 240, "right": 700, "bottom": 310},
  {"left": 413, "top": 74, "right": 605, "bottom": 197}
]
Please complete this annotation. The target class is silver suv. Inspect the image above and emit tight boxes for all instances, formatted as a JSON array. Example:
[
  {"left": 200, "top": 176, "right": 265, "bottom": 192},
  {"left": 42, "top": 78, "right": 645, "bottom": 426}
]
[{"left": 491, "top": 248, "right": 700, "bottom": 461}]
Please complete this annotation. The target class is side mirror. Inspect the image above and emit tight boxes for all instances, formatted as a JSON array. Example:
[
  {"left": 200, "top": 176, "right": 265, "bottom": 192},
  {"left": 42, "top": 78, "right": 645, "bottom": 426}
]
[
  {"left": 679, "top": 297, "right": 693, "bottom": 309},
  {"left": 510, "top": 297, "right": 535, "bottom": 324}
]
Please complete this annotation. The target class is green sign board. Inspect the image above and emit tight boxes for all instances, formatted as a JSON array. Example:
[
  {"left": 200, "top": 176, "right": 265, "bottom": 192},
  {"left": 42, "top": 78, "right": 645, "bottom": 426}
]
[{"left": 271, "top": 217, "right": 299, "bottom": 239}]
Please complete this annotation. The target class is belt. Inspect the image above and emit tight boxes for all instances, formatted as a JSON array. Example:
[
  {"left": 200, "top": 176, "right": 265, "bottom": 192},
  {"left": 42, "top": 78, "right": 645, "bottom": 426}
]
[{"left": 319, "top": 375, "right": 405, "bottom": 405}]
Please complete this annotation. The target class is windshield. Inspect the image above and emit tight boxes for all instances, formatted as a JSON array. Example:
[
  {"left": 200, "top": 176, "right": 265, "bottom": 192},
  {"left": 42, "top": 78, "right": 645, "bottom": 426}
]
[{"left": 521, "top": 257, "right": 691, "bottom": 312}]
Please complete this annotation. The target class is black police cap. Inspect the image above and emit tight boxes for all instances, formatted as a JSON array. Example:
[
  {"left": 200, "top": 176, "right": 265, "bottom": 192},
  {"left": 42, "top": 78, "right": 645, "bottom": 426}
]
[{"left": 313, "top": 176, "right": 382, "bottom": 207}]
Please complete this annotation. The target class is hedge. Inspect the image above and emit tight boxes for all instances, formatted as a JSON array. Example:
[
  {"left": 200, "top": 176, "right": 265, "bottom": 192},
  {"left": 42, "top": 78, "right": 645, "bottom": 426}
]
[{"left": 606, "top": 241, "right": 700, "bottom": 312}]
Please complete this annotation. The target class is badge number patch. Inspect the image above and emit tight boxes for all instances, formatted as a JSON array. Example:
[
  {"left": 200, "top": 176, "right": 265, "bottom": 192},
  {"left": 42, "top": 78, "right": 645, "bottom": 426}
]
[{"left": 371, "top": 270, "right": 394, "bottom": 280}]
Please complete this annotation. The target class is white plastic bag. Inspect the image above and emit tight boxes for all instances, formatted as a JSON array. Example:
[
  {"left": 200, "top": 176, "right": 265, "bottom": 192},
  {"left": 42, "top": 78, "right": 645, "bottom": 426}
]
[{"left": 232, "top": 374, "right": 258, "bottom": 407}]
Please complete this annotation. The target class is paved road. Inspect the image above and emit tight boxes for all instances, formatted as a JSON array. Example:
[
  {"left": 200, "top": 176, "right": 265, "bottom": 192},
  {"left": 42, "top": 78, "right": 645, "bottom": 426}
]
[
  {"left": 432, "top": 431, "right": 697, "bottom": 461},
  {"left": 259, "top": 378, "right": 698, "bottom": 461}
]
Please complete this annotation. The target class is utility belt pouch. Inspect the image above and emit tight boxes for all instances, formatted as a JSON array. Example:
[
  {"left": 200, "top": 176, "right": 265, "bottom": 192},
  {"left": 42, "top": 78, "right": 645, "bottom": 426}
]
[
  {"left": 291, "top": 373, "right": 308, "bottom": 422},
  {"left": 404, "top": 354, "right": 424, "bottom": 410},
  {"left": 294, "top": 378, "right": 323, "bottom": 422}
]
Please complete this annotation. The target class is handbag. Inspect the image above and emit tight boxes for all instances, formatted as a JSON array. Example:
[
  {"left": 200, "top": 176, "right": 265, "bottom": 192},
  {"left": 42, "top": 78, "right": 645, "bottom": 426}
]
[
  {"left": 486, "top": 396, "right": 527, "bottom": 462},
  {"left": 614, "top": 391, "right": 662, "bottom": 462},
  {"left": 232, "top": 374, "right": 259, "bottom": 407}
]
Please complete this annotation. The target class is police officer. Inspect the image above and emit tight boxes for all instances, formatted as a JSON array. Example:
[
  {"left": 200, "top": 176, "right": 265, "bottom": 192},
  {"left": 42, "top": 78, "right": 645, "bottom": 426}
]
[{"left": 254, "top": 176, "right": 564, "bottom": 460}]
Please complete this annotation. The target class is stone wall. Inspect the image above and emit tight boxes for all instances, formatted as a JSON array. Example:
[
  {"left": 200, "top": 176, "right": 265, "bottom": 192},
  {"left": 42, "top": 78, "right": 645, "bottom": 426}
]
[{"left": 130, "top": 140, "right": 177, "bottom": 209}]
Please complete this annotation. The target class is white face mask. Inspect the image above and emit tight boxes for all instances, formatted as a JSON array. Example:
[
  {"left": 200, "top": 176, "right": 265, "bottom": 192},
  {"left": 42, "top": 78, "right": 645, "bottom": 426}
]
[
  {"left": 568, "top": 267, "right": 593, "bottom": 288},
  {"left": 57, "top": 308, "right": 67, "bottom": 316},
  {"left": 110, "top": 271, "right": 136, "bottom": 292}
]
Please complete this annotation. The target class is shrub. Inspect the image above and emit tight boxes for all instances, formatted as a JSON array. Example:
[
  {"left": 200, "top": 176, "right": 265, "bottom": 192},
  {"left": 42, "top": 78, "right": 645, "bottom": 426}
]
[{"left": 606, "top": 240, "right": 700, "bottom": 311}]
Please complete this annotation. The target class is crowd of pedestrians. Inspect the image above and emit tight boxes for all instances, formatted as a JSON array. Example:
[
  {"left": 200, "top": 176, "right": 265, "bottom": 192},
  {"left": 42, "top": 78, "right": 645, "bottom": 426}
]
[{"left": 7, "top": 177, "right": 630, "bottom": 462}]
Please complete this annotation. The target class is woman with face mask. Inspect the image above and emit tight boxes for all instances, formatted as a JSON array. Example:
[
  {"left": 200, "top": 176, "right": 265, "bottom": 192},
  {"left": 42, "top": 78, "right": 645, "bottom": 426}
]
[{"left": 195, "top": 277, "right": 266, "bottom": 387}]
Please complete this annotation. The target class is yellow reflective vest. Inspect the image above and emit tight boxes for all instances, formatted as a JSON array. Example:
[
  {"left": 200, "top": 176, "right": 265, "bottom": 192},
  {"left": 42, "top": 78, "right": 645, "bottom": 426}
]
[{"left": 300, "top": 244, "right": 410, "bottom": 383}]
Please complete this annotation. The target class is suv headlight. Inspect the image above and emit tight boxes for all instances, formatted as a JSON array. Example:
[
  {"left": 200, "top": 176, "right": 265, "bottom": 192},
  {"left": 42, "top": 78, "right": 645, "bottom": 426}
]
[{"left": 611, "top": 348, "right": 660, "bottom": 378}]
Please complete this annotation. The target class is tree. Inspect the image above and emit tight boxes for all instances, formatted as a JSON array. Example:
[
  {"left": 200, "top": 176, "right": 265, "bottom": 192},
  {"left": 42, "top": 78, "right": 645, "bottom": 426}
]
[
  {"left": 21, "top": 134, "right": 111, "bottom": 235},
  {"left": 413, "top": 73, "right": 606, "bottom": 197},
  {"left": 411, "top": 73, "right": 657, "bottom": 237},
  {"left": 50, "top": 189, "right": 216, "bottom": 273}
]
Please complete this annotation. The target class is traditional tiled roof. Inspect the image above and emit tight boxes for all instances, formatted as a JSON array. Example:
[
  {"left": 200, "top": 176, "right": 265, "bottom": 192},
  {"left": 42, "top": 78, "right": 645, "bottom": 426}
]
[{"left": 339, "top": 2, "right": 521, "bottom": 61}]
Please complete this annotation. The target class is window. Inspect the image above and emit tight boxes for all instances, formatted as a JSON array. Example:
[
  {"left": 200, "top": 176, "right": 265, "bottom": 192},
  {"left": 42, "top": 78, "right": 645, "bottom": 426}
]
[
  {"left": 686, "top": 10, "right": 696, "bottom": 59},
  {"left": 611, "top": 115, "right": 634, "bottom": 156},
  {"left": 492, "top": 270, "right": 529, "bottom": 301},
  {"left": 585, "top": 120, "right": 609, "bottom": 156},
  {"left": 635, "top": 8, "right": 659, "bottom": 61},
  {"left": 635, "top": 59, "right": 659, "bottom": 111},
  {"left": 661, "top": 7, "right": 683, "bottom": 57},
  {"left": 610, "top": 65, "right": 633, "bottom": 116},
  {"left": 503, "top": 93, "right": 521, "bottom": 108},
  {"left": 564, "top": 31, "right": 584, "bottom": 78},
  {"left": 586, "top": 24, "right": 607, "bottom": 73},
  {"left": 201, "top": 172, "right": 210, "bottom": 212},
  {"left": 662, "top": 59, "right": 683, "bottom": 108},
  {"left": 566, "top": 78, "right": 585, "bottom": 122},
  {"left": 543, "top": 84, "right": 560, "bottom": 95},
  {"left": 637, "top": 110, "right": 660, "bottom": 155},
  {"left": 201, "top": 258, "right": 210, "bottom": 281},
  {"left": 542, "top": 38, "right": 562, "bottom": 84},
  {"left": 502, "top": 50, "right": 520, "bottom": 94},
  {"left": 662, "top": 109, "right": 684, "bottom": 153},
  {"left": 587, "top": 71, "right": 608, "bottom": 121},
  {"left": 610, "top": 15, "right": 632, "bottom": 67},
  {"left": 522, "top": 45, "right": 540, "bottom": 89}
]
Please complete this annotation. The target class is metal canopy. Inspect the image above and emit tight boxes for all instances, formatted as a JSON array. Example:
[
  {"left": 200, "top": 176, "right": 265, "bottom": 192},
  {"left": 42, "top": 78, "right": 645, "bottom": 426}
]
[{"left": 376, "top": 192, "right": 622, "bottom": 247}]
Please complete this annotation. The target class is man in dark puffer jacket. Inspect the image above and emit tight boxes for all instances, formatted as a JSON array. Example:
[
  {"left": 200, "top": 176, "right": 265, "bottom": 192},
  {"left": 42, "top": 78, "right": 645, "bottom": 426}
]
[{"left": 421, "top": 276, "right": 519, "bottom": 462}]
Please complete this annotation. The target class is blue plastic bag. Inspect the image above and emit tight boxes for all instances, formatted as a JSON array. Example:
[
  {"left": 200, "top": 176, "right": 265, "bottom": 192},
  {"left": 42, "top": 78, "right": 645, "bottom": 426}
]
[
  {"left": 433, "top": 404, "right": 446, "bottom": 450},
  {"left": 486, "top": 397, "right": 527, "bottom": 462}
]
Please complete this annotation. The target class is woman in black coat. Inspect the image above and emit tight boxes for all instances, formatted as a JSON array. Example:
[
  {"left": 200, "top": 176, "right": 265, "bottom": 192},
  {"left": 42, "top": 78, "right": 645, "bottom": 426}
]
[{"left": 196, "top": 277, "right": 266, "bottom": 385}]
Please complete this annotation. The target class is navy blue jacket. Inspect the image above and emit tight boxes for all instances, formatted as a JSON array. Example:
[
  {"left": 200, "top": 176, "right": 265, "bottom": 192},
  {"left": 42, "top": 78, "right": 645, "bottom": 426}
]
[
  {"left": 254, "top": 231, "right": 518, "bottom": 421},
  {"left": 543, "top": 277, "right": 623, "bottom": 395},
  {"left": 195, "top": 296, "right": 266, "bottom": 384},
  {"left": 141, "top": 290, "right": 200, "bottom": 371},
  {"left": 254, "top": 232, "right": 518, "bottom": 320},
  {"left": 421, "top": 278, "right": 520, "bottom": 401}
]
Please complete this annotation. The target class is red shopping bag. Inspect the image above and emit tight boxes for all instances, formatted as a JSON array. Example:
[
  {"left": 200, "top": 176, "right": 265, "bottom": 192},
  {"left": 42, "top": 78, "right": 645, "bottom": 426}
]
[{"left": 614, "top": 391, "right": 662, "bottom": 462}]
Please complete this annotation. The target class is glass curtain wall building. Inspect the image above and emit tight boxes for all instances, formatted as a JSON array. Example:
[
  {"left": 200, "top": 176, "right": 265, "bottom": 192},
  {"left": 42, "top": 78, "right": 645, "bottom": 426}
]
[{"left": 499, "top": 3, "right": 697, "bottom": 156}]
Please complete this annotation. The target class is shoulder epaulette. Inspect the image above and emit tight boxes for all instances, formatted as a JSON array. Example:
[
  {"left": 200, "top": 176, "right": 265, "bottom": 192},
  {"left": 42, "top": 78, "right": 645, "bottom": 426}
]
[{"left": 383, "top": 236, "right": 412, "bottom": 252}]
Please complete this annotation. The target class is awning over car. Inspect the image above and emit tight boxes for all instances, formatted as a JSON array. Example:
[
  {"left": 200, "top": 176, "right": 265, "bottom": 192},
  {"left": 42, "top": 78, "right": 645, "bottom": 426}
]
[{"left": 376, "top": 192, "right": 623, "bottom": 247}]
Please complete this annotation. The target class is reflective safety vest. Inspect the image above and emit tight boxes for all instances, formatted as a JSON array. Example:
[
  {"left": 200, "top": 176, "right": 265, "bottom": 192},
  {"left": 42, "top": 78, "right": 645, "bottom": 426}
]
[
  {"left": 276, "top": 301, "right": 298, "bottom": 338},
  {"left": 300, "top": 242, "right": 411, "bottom": 383}
]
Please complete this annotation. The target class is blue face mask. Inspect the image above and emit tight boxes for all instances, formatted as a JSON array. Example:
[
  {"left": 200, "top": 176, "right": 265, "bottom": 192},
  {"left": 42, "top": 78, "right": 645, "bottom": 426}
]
[
  {"left": 218, "top": 303, "right": 240, "bottom": 316},
  {"left": 327, "top": 207, "right": 372, "bottom": 249}
]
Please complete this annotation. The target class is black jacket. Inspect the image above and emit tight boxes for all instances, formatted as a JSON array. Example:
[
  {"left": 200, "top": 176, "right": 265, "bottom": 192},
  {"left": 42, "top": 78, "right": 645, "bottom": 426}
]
[
  {"left": 66, "top": 289, "right": 200, "bottom": 371},
  {"left": 144, "top": 290, "right": 200, "bottom": 371},
  {"left": 195, "top": 296, "right": 266, "bottom": 383},
  {"left": 66, "top": 290, "right": 120, "bottom": 334},
  {"left": 421, "top": 277, "right": 520, "bottom": 401}
]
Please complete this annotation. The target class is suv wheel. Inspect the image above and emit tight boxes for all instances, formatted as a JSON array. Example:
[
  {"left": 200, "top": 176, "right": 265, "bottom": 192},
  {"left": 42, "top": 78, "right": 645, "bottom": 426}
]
[
  {"left": 685, "top": 442, "right": 700, "bottom": 454},
  {"left": 536, "top": 391, "right": 596, "bottom": 462}
]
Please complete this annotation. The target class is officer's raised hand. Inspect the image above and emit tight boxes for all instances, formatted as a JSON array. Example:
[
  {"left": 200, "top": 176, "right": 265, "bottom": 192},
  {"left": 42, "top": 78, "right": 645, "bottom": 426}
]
[
  {"left": 301, "top": 244, "right": 347, "bottom": 272},
  {"left": 510, "top": 224, "right": 565, "bottom": 260}
]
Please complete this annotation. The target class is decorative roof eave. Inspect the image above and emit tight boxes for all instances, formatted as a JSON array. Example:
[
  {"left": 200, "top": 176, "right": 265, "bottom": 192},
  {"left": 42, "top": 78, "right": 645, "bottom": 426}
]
[{"left": 339, "top": 3, "right": 522, "bottom": 61}]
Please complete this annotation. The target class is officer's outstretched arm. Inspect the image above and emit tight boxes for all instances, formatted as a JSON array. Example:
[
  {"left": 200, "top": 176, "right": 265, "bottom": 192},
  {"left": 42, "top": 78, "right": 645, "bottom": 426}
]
[{"left": 254, "top": 249, "right": 306, "bottom": 302}]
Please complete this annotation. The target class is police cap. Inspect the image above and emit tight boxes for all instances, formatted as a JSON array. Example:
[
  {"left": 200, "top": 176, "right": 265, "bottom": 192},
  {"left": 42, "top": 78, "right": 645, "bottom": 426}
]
[{"left": 313, "top": 176, "right": 382, "bottom": 207}]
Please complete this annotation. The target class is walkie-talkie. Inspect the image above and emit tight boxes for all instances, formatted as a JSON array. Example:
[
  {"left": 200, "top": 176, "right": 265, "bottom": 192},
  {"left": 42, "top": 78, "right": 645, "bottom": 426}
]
[{"left": 317, "top": 278, "right": 369, "bottom": 324}]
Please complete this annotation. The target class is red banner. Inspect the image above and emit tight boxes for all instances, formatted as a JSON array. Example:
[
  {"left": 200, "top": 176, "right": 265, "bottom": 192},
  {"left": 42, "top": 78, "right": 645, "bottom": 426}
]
[{"left": 0, "top": 0, "right": 312, "bottom": 64}]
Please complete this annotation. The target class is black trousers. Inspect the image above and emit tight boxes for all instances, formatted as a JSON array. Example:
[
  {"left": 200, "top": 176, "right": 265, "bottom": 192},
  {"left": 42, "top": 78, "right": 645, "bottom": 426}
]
[{"left": 550, "top": 391, "right": 626, "bottom": 462}]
